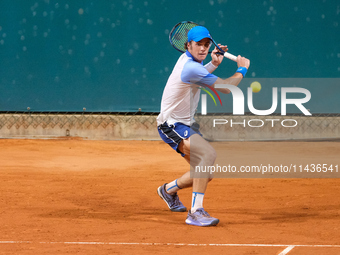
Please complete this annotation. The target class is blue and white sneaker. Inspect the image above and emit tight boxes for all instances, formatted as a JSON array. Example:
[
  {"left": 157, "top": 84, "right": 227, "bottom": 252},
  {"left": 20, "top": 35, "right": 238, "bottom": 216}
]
[
  {"left": 157, "top": 183, "right": 187, "bottom": 212},
  {"left": 185, "top": 208, "right": 219, "bottom": 226}
]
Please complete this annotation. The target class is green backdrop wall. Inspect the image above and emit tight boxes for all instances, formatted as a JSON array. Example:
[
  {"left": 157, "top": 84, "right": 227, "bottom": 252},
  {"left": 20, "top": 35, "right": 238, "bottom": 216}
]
[{"left": 0, "top": 0, "right": 339, "bottom": 113}]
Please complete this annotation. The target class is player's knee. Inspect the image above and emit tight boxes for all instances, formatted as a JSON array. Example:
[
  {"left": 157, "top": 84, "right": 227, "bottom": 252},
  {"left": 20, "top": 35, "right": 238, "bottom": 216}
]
[
  {"left": 211, "top": 149, "right": 217, "bottom": 162},
  {"left": 203, "top": 147, "right": 216, "bottom": 165}
]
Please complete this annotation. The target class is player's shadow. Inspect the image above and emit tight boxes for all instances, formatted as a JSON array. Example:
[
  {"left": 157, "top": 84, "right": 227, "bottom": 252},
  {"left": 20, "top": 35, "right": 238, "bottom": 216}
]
[{"left": 38, "top": 196, "right": 184, "bottom": 225}]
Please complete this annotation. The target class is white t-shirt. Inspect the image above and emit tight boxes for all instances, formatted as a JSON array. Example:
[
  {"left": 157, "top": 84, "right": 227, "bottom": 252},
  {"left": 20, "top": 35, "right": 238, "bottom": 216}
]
[{"left": 157, "top": 51, "right": 218, "bottom": 126}]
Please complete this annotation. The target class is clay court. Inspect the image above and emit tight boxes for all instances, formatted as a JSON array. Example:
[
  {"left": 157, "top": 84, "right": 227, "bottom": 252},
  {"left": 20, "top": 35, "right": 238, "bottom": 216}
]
[{"left": 1, "top": 139, "right": 339, "bottom": 255}]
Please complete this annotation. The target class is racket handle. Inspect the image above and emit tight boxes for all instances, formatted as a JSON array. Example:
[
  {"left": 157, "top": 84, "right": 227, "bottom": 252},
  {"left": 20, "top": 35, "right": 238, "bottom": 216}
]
[{"left": 224, "top": 52, "right": 238, "bottom": 62}]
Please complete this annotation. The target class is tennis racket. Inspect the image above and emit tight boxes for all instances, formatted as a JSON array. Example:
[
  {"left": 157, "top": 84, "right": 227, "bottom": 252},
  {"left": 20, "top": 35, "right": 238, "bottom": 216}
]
[{"left": 169, "top": 21, "right": 238, "bottom": 62}]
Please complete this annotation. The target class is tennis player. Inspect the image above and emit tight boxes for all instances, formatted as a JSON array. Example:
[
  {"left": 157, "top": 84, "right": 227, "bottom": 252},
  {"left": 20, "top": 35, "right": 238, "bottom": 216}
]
[{"left": 157, "top": 26, "right": 250, "bottom": 226}]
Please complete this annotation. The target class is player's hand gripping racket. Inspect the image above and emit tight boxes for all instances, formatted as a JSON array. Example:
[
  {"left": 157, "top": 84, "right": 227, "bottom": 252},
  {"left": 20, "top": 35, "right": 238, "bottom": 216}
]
[{"left": 169, "top": 21, "right": 238, "bottom": 62}]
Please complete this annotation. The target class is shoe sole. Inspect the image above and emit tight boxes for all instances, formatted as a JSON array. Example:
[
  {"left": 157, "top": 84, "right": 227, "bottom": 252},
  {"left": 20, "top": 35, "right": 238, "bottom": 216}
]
[
  {"left": 157, "top": 186, "right": 187, "bottom": 212},
  {"left": 185, "top": 218, "right": 219, "bottom": 227}
]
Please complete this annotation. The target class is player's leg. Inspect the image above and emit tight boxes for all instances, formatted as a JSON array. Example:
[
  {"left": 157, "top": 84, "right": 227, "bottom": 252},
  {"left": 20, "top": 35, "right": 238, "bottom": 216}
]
[
  {"left": 156, "top": 122, "right": 189, "bottom": 212},
  {"left": 178, "top": 134, "right": 219, "bottom": 226},
  {"left": 178, "top": 134, "right": 216, "bottom": 207}
]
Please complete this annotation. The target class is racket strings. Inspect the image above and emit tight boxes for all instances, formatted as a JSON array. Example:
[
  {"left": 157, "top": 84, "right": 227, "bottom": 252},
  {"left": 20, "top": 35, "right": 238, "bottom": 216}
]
[{"left": 170, "top": 23, "right": 197, "bottom": 52}]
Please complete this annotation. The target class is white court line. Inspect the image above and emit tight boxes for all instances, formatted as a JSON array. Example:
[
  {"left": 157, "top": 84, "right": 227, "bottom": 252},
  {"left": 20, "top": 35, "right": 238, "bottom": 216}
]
[
  {"left": 278, "top": 246, "right": 295, "bottom": 255},
  {"left": 1, "top": 241, "right": 340, "bottom": 248}
]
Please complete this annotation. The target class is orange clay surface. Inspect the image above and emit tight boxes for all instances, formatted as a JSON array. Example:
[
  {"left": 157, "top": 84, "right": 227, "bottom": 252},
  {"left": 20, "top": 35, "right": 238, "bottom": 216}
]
[{"left": 0, "top": 139, "right": 339, "bottom": 255}]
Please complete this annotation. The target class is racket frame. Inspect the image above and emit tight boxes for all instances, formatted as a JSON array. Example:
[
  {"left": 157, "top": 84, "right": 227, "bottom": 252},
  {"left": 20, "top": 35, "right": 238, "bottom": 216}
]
[{"left": 169, "top": 21, "right": 237, "bottom": 62}]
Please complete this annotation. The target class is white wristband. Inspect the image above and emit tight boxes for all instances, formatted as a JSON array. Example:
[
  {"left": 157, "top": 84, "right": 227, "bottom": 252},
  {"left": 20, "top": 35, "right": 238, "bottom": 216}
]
[
  {"left": 204, "top": 61, "right": 218, "bottom": 73},
  {"left": 210, "top": 62, "right": 218, "bottom": 68}
]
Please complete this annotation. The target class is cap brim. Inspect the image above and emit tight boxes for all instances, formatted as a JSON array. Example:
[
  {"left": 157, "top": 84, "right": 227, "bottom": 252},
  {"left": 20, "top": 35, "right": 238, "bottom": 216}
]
[{"left": 192, "top": 36, "right": 212, "bottom": 42}]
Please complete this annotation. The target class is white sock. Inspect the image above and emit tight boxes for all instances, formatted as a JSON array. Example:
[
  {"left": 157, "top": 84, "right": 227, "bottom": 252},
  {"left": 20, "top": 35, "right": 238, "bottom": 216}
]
[
  {"left": 165, "top": 179, "right": 181, "bottom": 194},
  {"left": 191, "top": 192, "right": 204, "bottom": 213}
]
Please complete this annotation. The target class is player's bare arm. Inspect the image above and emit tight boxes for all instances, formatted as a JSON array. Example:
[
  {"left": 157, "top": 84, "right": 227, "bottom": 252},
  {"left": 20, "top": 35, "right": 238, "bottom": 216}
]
[{"left": 213, "top": 54, "right": 250, "bottom": 94}]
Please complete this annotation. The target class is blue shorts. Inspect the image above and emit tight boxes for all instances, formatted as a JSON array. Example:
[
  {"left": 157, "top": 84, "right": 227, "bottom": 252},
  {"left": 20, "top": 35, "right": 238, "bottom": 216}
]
[{"left": 158, "top": 122, "right": 202, "bottom": 157}]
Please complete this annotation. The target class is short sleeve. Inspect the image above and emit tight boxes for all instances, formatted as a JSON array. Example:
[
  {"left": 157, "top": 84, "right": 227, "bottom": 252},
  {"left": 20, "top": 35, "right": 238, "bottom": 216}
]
[{"left": 181, "top": 60, "right": 218, "bottom": 86}]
